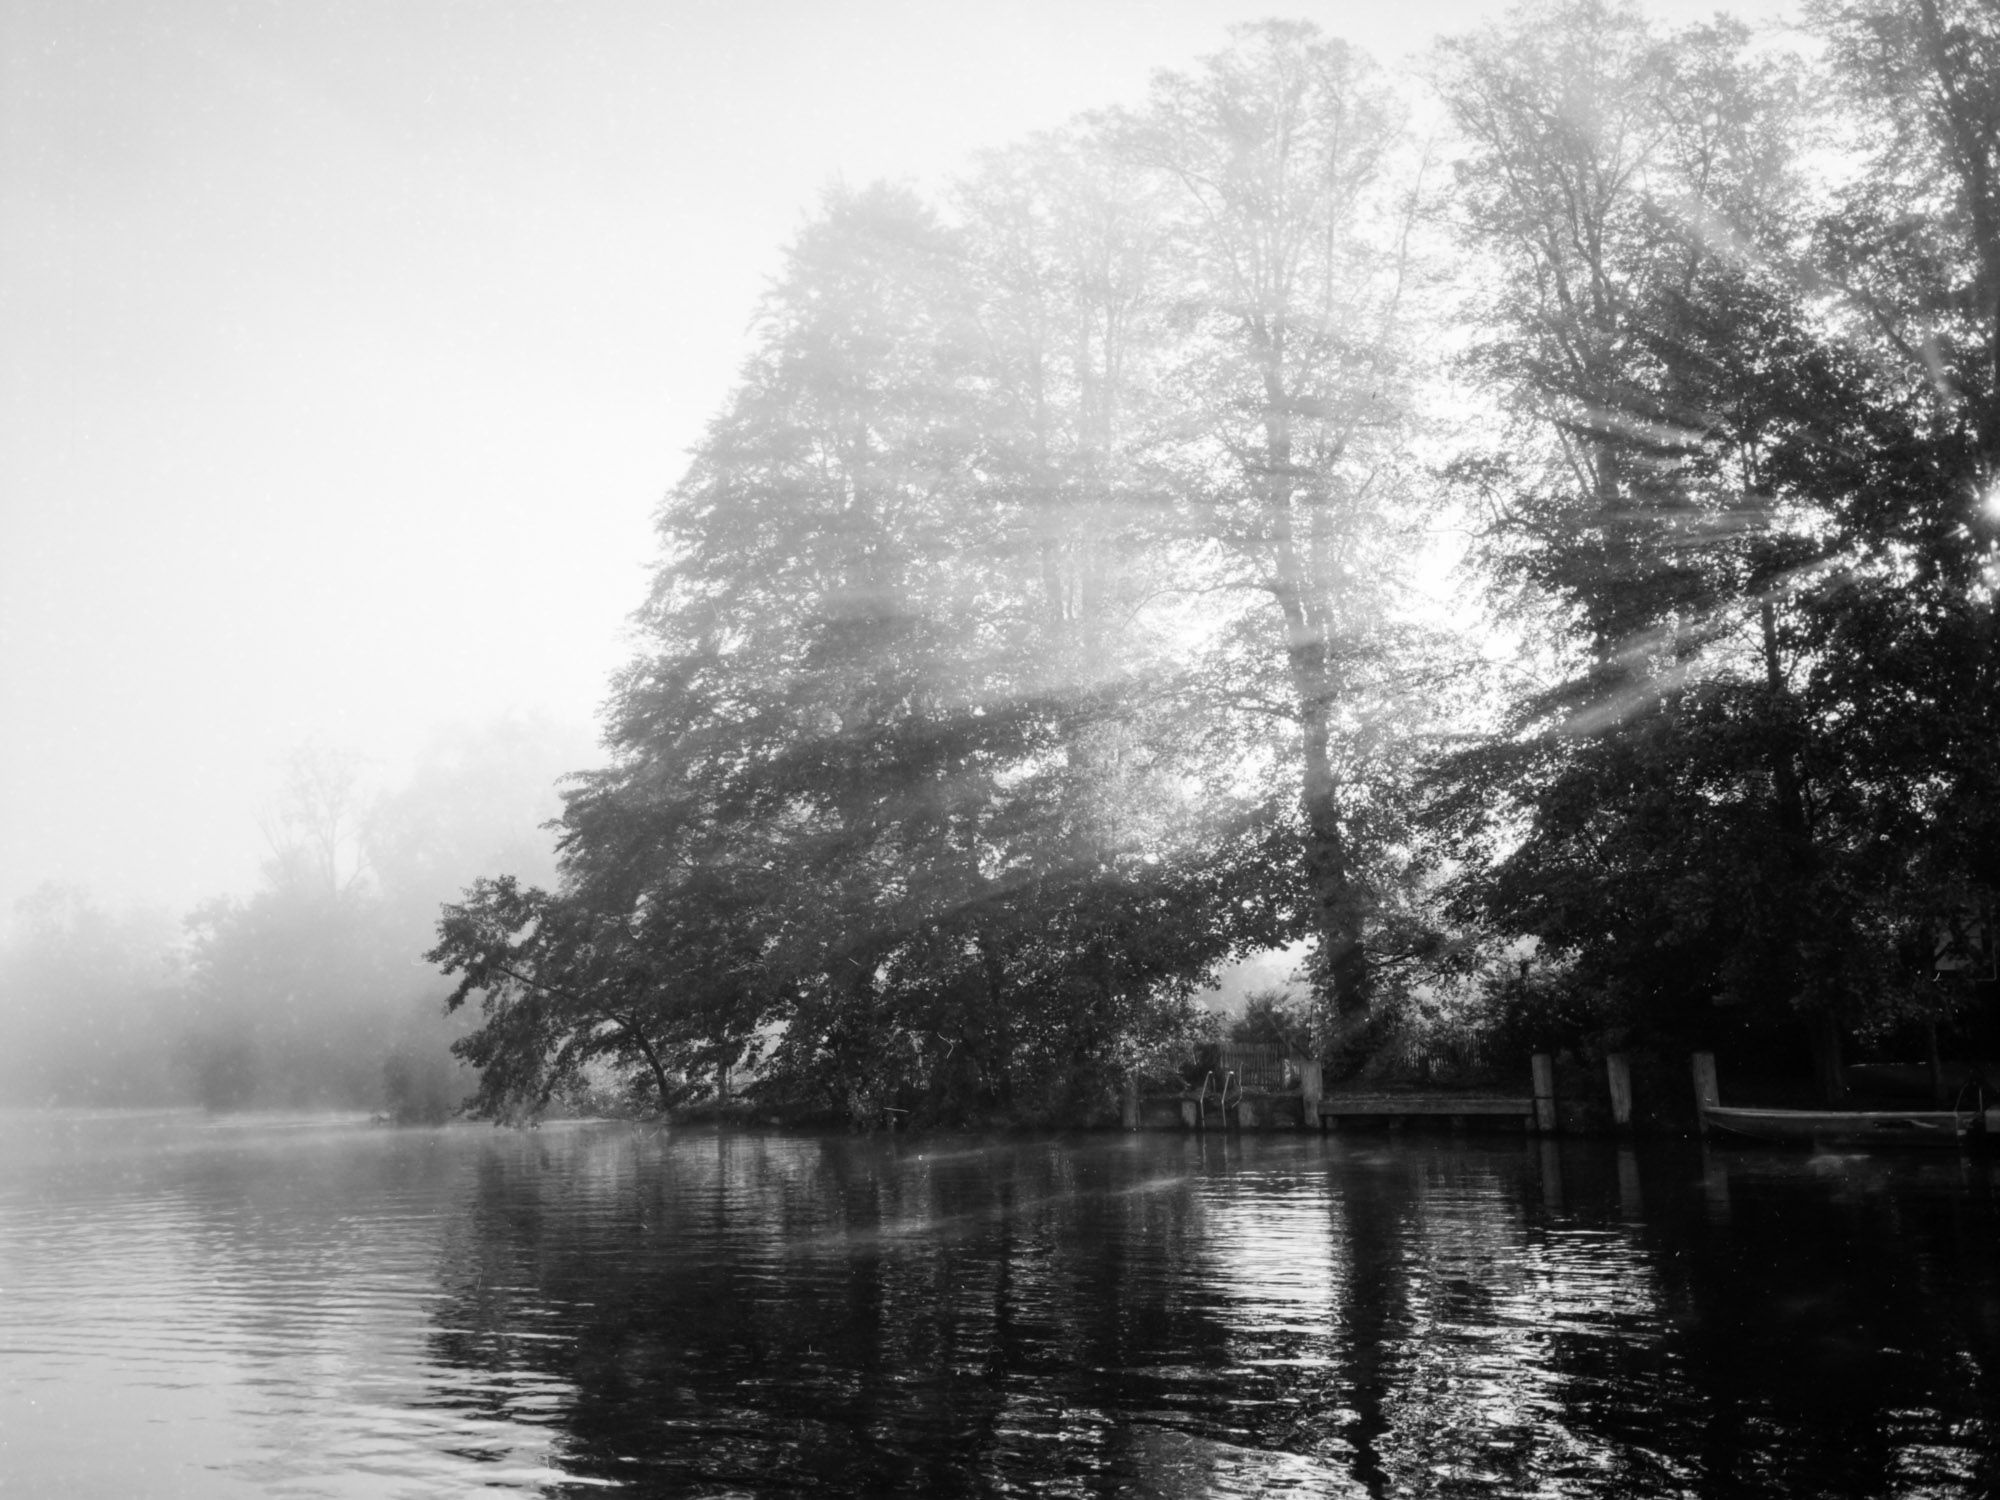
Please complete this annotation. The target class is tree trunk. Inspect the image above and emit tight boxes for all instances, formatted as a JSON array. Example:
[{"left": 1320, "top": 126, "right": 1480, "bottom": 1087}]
[
  {"left": 1262, "top": 355, "right": 1367, "bottom": 1037},
  {"left": 1760, "top": 601, "right": 1808, "bottom": 842},
  {"left": 611, "top": 1012, "right": 677, "bottom": 1113},
  {"left": 1300, "top": 708, "right": 1365, "bottom": 1030}
]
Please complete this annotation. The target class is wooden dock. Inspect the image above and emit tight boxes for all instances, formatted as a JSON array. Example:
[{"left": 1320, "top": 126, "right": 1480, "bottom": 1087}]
[
  {"left": 1126, "top": 1048, "right": 1562, "bottom": 1132},
  {"left": 1313, "top": 1051, "right": 1552, "bottom": 1130},
  {"left": 1318, "top": 1095, "right": 1534, "bottom": 1123}
]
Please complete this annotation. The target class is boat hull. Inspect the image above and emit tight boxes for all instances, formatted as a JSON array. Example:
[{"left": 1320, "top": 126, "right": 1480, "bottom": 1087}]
[{"left": 1704, "top": 1104, "right": 1978, "bottom": 1147}]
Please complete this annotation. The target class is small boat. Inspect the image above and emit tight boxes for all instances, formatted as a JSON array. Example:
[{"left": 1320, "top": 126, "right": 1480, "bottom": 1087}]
[{"left": 1703, "top": 1103, "right": 1988, "bottom": 1147}]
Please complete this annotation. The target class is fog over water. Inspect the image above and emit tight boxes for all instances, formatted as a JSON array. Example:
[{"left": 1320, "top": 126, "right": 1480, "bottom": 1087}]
[{"left": 0, "top": 0, "right": 1792, "bottom": 925}]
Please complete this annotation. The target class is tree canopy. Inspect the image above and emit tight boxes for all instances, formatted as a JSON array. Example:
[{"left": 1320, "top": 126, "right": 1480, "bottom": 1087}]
[
  {"left": 435, "top": 1, "right": 2000, "bottom": 1123},
  {"left": 1429, "top": 0, "right": 2000, "bottom": 1095},
  {"left": 434, "top": 23, "right": 1459, "bottom": 1124}
]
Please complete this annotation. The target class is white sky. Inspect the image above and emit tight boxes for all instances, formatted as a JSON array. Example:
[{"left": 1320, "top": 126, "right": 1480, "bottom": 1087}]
[{"left": 0, "top": 0, "right": 1796, "bottom": 920}]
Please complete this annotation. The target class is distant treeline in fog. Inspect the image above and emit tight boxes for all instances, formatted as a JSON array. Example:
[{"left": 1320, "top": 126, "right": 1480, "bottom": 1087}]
[
  {"left": 0, "top": 718, "right": 583, "bottom": 1118},
  {"left": 430, "top": 0, "right": 2000, "bottom": 1126}
]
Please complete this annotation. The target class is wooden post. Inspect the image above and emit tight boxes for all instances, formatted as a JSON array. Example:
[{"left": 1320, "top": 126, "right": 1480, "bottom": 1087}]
[
  {"left": 1702, "top": 1145, "right": 1731, "bottom": 1223},
  {"left": 1531, "top": 1053, "right": 1557, "bottom": 1133},
  {"left": 1616, "top": 1147, "right": 1642, "bottom": 1218},
  {"left": 1806, "top": 1012, "right": 1847, "bottom": 1104},
  {"left": 1121, "top": 1074, "right": 1139, "bottom": 1131},
  {"left": 1539, "top": 1138, "right": 1563, "bottom": 1214},
  {"left": 1297, "top": 1059, "right": 1323, "bottom": 1133},
  {"left": 1692, "top": 1052, "right": 1720, "bottom": 1135},
  {"left": 1606, "top": 1053, "right": 1633, "bottom": 1130}
]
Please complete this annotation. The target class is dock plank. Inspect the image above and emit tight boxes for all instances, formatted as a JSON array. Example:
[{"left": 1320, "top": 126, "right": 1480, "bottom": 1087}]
[{"left": 1318, "top": 1096, "right": 1532, "bottom": 1117}]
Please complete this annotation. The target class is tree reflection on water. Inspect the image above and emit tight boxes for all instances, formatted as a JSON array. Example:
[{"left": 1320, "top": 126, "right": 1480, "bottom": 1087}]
[{"left": 415, "top": 1129, "right": 2000, "bottom": 1497}]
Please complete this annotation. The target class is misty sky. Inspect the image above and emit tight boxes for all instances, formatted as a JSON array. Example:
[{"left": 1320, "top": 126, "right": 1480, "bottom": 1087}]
[{"left": 1, "top": 0, "right": 1795, "bottom": 925}]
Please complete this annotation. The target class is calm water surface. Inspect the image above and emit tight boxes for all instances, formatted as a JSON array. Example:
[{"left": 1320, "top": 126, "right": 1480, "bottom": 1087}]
[{"left": 3, "top": 1111, "right": 1998, "bottom": 1497}]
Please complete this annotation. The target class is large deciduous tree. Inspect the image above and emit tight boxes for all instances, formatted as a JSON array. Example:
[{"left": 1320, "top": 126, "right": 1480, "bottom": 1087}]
[
  {"left": 1430, "top": 0, "right": 2000, "bottom": 1094},
  {"left": 436, "top": 185, "right": 1272, "bottom": 1124},
  {"left": 1806, "top": 0, "right": 2000, "bottom": 937},
  {"left": 1122, "top": 22, "right": 1442, "bottom": 1040},
  {"left": 435, "top": 23, "right": 1450, "bottom": 1121}
]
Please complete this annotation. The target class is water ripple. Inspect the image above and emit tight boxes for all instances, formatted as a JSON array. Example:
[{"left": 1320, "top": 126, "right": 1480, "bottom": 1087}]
[{"left": 3, "top": 1115, "right": 1998, "bottom": 1495}]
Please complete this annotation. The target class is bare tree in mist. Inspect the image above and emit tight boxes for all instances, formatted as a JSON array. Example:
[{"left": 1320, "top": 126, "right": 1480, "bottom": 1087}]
[{"left": 256, "top": 743, "right": 371, "bottom": 900}]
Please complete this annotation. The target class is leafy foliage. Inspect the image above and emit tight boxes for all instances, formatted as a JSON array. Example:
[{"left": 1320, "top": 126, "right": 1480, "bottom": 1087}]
[
  {"left": 436, "top": 28, "right": 1466, "bottom": 1123},
  {"left": 435, "top": 3, "right": 2000, "bottom": 1121},
  {"left": 1428, "top": 0, "right": 2000, "bottom": 1092}
]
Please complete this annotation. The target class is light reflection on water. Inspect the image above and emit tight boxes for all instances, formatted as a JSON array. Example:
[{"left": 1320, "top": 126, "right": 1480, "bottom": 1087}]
[{"left": 1, "top": 1111, "right": 1996, "bottom": 1497}]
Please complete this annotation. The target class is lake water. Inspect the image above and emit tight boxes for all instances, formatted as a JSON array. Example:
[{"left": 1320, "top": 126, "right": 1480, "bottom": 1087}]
[{"left": 3, "top": 1112, "right": 1997, "bottom": 1497}]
